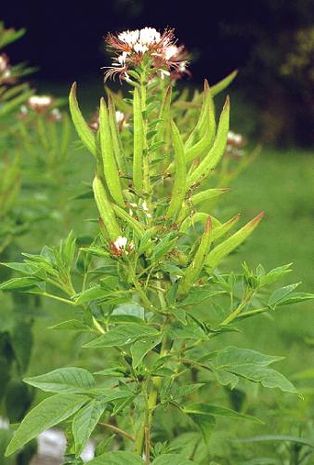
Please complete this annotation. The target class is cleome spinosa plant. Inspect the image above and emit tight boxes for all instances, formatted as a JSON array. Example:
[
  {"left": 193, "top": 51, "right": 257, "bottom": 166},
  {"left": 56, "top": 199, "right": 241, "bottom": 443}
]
[{"left": 2, "top": 26, "right": 314, "bottom": 465}]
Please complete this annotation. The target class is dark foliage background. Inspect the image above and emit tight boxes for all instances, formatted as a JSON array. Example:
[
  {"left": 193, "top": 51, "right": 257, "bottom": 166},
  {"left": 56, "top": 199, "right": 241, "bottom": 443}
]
[{"left": 2, "top": 0, "right": 314, "bottom": 146}]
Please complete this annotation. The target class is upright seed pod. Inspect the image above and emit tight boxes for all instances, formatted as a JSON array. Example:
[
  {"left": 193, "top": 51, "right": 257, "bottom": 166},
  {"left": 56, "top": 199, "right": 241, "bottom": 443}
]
[
  {"left": 69, "top": 82, "right": 97, "bottom": 157},
  {"left": 205, "top": 212, "right": 264, "bottom": 272},
  {"left": 133, "top": 87, "right": 144, "bottom": 194},
  {"left": 107, "top": 94, "right": 126, "bottom": 174},
  {"left": 166, "top": 121, "right": 187, "bottom": 220},
  {"left": 92, "top": 176, "right": 121, "bottom": 241},
  {"left": 211, "top": 214, "right": 240, "bottom": 241},
  {"left": 178, "top": 217, "right": 213, "bottom": 295},
  {"left": 184, "top": 80, "right": 215, "bottom": 150},
  {"left": 153, "top": 85, "right": 172, "bottom": 148},
  {"left": 210, "top": 69, "right": 238, "bottom": 97},
  {"left": 99, "top": 98, "right": 125, "bottom": 208},
  {"left": 177, "top": 188, "right": 229, "bottom": 224},
  {"left": 187, "top": 96, "right": 230, "bottom": 189}
]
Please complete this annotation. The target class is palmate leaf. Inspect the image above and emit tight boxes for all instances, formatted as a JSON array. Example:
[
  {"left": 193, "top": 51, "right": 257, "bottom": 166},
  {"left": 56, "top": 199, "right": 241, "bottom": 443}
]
[
  {"left": 5, "top": 394, "right": 89, "bottom": 456},
  {"left": 24, "top": 367, "right": 95, "bottom": 393},
  {"left": 87, "top": 451, "right": 144, "bottom": 465}
]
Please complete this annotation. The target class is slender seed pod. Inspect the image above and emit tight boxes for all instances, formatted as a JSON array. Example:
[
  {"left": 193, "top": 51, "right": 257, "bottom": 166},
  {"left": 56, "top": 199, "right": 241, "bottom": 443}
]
[
  {"left": 92, "top": 176, "right": 121, "bottom": 241},
  {"left": 187, "top": 96, "right": 230, "bottom": 189},
  {"left": 166, "top": 121, "right": 187, "bottom": 219},
  {"left": 211, "top": 214, "right": 240, "bottom": 241},
  {"left": 69, "top": 82, "right": 97, "bottom": 157},
  {"left": 190, "top": 188, "right": 230, "bottom": 206},
  {"left": 179, "top": 212, "right": 221, "bottom": 234},
  {"left": 154, "top": 85, "right": 172, "bottom": 147},
  {"left": 107, "top": 94, "right": 126, "bottom": 173},
  {"left": 177, "top": 188, "right": 229, "bottom": 228},
  {"left": 133, "top": 87, "right": 144, "bottom": 194},
  {"left": 99, "top": 98, "right": 125, "bottom": 207},
  {"left": 179, "top": 217, "right": 213, "bottom": 295},
  {"left": 205, "top": 212, "right": 264, "bottom": 272},
  {"left": 184, "top": 80, "right": 215, "bottom": 150},
  {"left": 112, "top": 205, "right": 145, "bottom": 239},
  {"left": 211, "top": 70, "right": 238, "bottom": 97}
]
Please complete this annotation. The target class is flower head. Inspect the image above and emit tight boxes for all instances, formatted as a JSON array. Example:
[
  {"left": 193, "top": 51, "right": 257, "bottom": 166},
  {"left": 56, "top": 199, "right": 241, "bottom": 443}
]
[
  {"left": 28, "top": 95, "right": 53, "bottom": 113},
  {"left": 0, "top": 53, "right": 15, "bottom": 85},
  {"left": 226, "top": 131, "right": 246, "bottom": 157},
  {"left": 110, "top": 236, "right": 134, "bottom": 256},
  {"left": 104, "top": 27, "right": 189, "bottom": 81}
]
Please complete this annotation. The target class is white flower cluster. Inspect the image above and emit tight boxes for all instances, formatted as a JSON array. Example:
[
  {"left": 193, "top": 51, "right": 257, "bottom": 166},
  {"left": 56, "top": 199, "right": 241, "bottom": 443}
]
[
  {"left": 19, "top": 95, "right": 62, "bottom": 121},
  {"left": 0, "top": 54, "right": 13, "bottom": 84},
  {"left": 111, "top": 236, "right": 134, "bottom": 256},
  {"left": 105, "top": 27, "right": 189, "bottom": 81},
  {"left": 117, "top": 27, "right": 163, "bottom": 54}
]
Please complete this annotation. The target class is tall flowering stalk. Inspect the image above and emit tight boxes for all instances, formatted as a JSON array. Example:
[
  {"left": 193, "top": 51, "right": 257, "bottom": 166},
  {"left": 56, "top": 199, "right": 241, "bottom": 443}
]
[{"left": 2, "top": 27, "right": 314, "bottom": 465}]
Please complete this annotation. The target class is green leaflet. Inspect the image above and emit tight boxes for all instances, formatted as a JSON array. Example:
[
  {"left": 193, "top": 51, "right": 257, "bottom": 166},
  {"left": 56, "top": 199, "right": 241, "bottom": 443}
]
[
  {"left": 131, "top": 336, "right": 161, "bottom": 369},
  {"left": 92, "top": 176, "right": 121, "bottom": 241},
  {"left": 187, "top": 97, "right": 230, "bottom": 188},
  {"left": 69, "top": 82, "right": 97, "bottom": 157},
  {"left": 205, "top": 212, "right": 264, "bottom": 272},
  {"left": 152, "top": 455, "right": 195, "bottom": 465},
  {"left": 84, "top": 323, "right": 159, "bottom": 348},
  {"left": 5, "top": 394, "right": 89, "bottom": 456},
  {"left": 87, "top": 451, "right": 144, "bottom": 465},
  {"left": 211, "top": 346, "right": 297, "bottom": 394},
  {"left": 24, "top": 367, "right": 96, "bottom": 393},
  {"left": 133, "top": 87, "right": 144, "bottom": 194},
  {"left": 99, "top": 97, "right": 125, "bottom": 207},
  {"left": 184, "top": 403, "right": 261, "bottom": 424},
  {"left": 179, "top": 217, "right": 213, "bottom": 295},
  {"left": 72, "top": 398, "right": 106, "bottom": 455},
  {"left": 166, "top": 122, "right": 187, "bottom": 219}
]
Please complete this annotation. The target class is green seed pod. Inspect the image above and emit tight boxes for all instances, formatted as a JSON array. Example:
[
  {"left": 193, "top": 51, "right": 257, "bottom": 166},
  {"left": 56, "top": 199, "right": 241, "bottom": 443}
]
[
  {"left": 166, "top": 121, "right": 187, "bottom": 220},
  {"left": 190, "top": 187, "right": 230, "bottom": 206},
  {"left": 154, "top": 85, "right": 172, "bottom": 147},
  {"left": 179, "top": 212, "right": 222, "bottom": 234},
  {"left": 112, "top": 204, "right": 145, "bottom": 239},
  {"left": 205, "top": 212, "right": 264, "bottom": 273},
  {"left": 92, "top": 176, "right": 121, "bottom": 241},
  {"left": 69, "top": 82, "right": 97, "bottom": 157},
  {"left": 187, "top": 96, "right": 230, "bottom": 189},
  {"left": 108, "top": 94, "right": 126, "bottom": 173},
  {"left": 185, "top": 80, "right": 215, "bottom": 150},
  {"left": 179, "top": 217, "right": 213, "bottom": 295},
  {"left": 176, "top": 188, "right": 229, "bottom": 224},
  {"left": 211, "top": 69, "right": 238, "bottom": 97},
  {"left": 99, "top": 98, "right": 125, "bottom": 207},
  {"left": 133, "top": 87, "right": 144, "bottom": 194},
  {"left": 212, "top": 214, "right": 240, "bottom": 242}
]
